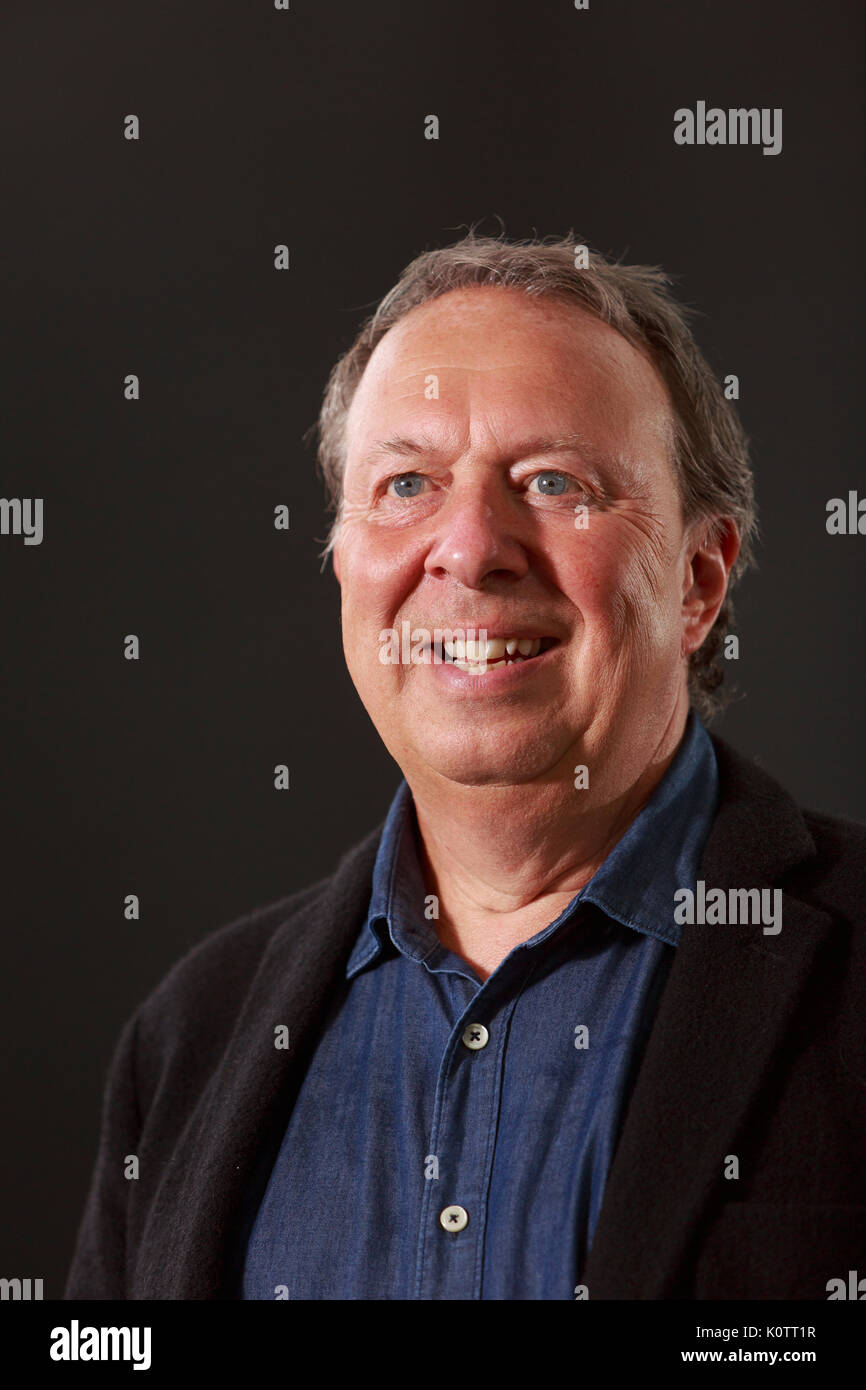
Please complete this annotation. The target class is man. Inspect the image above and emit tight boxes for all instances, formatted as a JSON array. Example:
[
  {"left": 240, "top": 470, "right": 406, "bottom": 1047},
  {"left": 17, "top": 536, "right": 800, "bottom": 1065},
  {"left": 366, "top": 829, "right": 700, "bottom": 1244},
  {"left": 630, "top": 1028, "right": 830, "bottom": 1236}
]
[{"left": 66, "top": 233, "right": 866, "bottom": 1300}]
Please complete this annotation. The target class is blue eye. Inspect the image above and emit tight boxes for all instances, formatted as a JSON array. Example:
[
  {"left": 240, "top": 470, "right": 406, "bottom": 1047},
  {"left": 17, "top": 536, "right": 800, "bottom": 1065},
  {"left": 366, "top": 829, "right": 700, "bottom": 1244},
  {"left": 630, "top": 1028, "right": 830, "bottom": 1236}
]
[
  {"left": 530, "top": 471, "right": 570, "bottom": 495},
  {"left": 389, "top": 473, "right": 425, "bottom": 498}
]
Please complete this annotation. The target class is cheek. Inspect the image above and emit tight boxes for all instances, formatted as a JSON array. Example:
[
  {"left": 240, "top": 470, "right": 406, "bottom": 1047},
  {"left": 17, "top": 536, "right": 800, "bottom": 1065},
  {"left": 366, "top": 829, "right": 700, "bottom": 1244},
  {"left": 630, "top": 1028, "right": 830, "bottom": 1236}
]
[
  {"left": 337, "top": 546, "right": 413, "bottom": 671},
  {"left": 554, "top": 527, "right": 679, "bottom": 645},
  {"left": 341, "top": 541, "right": 397, "bottom": 597}
]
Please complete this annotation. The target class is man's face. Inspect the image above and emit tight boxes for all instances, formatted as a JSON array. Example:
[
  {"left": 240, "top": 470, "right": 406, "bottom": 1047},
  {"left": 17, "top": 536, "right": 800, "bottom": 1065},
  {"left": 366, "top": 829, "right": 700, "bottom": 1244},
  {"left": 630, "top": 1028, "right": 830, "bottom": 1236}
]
[{"left": 333, "top": 287, "right": 702, "bottom": 792}]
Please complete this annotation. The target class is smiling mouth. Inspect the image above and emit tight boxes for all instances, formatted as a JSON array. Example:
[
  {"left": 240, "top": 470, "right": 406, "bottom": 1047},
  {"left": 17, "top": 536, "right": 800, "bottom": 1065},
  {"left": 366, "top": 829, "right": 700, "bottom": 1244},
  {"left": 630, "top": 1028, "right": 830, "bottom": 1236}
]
[{"left": 434, "top": 636, "right": 558, "bottom": 673}]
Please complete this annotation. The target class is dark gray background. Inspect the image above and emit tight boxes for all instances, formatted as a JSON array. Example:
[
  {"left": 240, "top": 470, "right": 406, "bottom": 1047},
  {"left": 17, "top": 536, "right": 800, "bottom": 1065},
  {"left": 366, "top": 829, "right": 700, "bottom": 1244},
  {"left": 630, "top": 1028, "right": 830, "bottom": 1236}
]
[{"left": 1, "top": 0, "right": 863, "bottom": 1295}]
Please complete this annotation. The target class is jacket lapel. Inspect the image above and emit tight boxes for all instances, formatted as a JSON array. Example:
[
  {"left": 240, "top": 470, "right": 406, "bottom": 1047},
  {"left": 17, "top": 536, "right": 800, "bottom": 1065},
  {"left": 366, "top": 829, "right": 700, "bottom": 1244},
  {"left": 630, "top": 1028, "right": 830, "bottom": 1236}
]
[
  {"left": 134, "top": 827, "right": 383, "bottom": 1298},
  {"left": 583, "top": 737, "right": 834, "bottom": 1297}
]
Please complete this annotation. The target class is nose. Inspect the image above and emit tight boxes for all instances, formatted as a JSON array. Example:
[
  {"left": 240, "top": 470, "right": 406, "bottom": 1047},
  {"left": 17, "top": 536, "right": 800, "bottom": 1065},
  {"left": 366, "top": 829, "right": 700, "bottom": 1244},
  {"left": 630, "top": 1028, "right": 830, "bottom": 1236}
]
[{"left": 423, "top": 479, "right": 530, "bottom": 588}]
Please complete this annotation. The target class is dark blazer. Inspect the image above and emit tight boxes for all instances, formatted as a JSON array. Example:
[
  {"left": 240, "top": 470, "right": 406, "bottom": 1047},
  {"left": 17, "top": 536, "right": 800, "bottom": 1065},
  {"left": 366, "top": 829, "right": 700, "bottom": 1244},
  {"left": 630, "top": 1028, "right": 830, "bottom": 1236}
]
[{"left": 65, "top": 736, "right": 866, "bottom": 1300}]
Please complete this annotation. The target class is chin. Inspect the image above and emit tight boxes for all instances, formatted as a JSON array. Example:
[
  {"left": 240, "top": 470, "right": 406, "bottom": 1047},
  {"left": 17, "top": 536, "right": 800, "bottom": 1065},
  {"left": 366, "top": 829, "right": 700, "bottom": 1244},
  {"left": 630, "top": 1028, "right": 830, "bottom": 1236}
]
[{"left": 408, "top": 730, "right": 577, "bottom": 788}]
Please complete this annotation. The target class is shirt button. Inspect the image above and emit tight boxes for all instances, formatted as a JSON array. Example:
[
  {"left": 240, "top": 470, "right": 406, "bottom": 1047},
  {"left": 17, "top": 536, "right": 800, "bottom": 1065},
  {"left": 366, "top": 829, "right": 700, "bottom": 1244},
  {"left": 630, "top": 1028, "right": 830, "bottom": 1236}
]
[
  {"left": 439, "top": 1205, "right": 469, "bottom": 1232},
  {"left": 462, "top": 1022, "right": 489, "bottom": 1050}
]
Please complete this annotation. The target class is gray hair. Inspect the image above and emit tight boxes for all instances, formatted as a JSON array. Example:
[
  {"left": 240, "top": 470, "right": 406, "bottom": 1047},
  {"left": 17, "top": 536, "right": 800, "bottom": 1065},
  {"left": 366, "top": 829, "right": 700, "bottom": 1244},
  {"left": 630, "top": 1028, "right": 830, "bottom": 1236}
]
[{"left": 313, "top": 230, "right": 757, "bottom": 720}]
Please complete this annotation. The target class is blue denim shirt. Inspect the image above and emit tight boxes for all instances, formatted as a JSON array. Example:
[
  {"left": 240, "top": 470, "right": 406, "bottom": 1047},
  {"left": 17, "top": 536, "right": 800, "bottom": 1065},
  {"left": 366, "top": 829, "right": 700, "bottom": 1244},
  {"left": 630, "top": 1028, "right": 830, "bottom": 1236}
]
[{"left": 242, "top": 711, "right": 719, "bottom": 1299}]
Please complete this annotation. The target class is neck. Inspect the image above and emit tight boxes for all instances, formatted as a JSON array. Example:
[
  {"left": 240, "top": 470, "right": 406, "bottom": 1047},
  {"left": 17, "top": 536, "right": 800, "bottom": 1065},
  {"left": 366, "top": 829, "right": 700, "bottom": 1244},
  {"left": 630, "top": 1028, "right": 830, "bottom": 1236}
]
[{"left": 409, "top": 699, "right": 690, "bottom": 980}]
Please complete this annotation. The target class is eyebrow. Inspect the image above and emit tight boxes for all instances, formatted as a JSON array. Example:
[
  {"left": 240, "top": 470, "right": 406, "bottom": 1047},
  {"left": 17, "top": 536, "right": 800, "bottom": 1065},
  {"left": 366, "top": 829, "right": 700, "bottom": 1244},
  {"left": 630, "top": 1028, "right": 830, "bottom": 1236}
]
[
  {"left": 361, "top": 430, "right": 615, "bottom": 470},
  {"left": 361, "top": 435, "right": 439, "bottom": 463}
]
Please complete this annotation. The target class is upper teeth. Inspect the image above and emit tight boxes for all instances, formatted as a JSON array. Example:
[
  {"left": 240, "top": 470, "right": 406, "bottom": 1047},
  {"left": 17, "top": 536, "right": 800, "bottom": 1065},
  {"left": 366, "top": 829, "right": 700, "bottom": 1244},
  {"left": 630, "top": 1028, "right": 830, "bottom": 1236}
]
[{"left": 443, "top": 637, "right": 542, "bottom": 660}]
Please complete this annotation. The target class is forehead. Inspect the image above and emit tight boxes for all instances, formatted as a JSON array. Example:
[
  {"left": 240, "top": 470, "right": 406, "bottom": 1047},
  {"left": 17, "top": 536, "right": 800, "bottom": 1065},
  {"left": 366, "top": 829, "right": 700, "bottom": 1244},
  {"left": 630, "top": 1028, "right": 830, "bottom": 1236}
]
[{"left": 345, "top": 287, "right": 675, "bottom": 460}]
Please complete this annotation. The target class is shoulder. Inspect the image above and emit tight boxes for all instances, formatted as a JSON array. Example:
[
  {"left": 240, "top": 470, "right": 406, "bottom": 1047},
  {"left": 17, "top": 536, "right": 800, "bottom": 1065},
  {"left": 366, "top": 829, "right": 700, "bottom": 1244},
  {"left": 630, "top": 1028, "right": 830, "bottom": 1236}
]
[
  {"left": 709, "top": 729, "right": 866, "bottom": 911},
  {"left": 129, "top": 822, "right": 384, "bottom": 1076},
  {"left": 794, "top": 804, "right": 866, "bottom": 908},
  {"left": 144, "top": 877, "right": 329, "bottom": 1016},
  {"left": 801, "top": 803, "right": 866, "bottom": 853}
]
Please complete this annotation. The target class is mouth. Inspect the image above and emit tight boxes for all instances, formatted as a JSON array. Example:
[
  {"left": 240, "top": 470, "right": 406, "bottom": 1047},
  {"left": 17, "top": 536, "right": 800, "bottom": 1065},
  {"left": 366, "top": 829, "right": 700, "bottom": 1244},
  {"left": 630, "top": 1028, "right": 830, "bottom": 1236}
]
[{"left": 433, "top": 635, "right": 559, "bottom": 674}]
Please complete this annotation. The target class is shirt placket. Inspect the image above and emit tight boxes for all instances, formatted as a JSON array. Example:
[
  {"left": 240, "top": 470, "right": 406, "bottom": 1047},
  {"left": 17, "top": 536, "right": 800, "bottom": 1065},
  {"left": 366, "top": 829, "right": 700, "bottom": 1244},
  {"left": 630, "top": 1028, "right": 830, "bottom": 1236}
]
[{"left": 413, "top": 973, "right": 523, "bottom": 1299}]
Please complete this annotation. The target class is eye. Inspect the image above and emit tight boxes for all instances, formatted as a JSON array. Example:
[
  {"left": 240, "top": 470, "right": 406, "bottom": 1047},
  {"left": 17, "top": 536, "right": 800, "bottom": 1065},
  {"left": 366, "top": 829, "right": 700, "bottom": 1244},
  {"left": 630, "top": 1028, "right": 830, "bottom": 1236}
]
[
  {"left": 526, "top": 470, "right": 574, "bottom": 496},
  {"left": 386, "top": 472, "right": 427, "bottom": 498}
]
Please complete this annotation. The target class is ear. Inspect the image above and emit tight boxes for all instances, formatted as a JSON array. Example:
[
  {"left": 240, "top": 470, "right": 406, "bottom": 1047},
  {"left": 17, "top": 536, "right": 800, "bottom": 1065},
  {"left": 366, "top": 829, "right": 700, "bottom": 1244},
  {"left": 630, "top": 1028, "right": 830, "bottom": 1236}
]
[
  {"left": 680, "top": 518, "right": 741, "bottom": 656},
  {"left": 332, "top": 547, "right": 341, "bottom": 585}
]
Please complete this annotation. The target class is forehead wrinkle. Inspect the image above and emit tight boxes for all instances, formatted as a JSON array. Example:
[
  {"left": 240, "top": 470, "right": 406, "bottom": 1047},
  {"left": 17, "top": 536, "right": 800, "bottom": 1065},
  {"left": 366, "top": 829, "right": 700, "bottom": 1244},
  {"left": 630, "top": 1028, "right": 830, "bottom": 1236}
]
[{"left": 389, "top": 361, "right": 531, "bottom": 380}]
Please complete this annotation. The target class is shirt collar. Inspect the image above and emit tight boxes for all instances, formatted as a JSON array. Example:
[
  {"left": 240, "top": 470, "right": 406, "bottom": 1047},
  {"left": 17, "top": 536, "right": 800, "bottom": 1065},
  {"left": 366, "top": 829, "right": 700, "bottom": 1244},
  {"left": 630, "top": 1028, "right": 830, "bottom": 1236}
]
[
  {"left": 346, "top": 709, "right": 719, "bottom": 978},
  {"left": 577, "top": 709, "right": 719, "bottom": 946}
]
